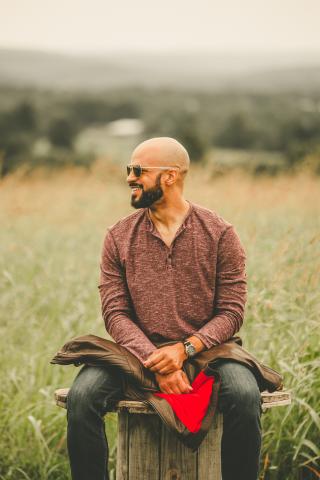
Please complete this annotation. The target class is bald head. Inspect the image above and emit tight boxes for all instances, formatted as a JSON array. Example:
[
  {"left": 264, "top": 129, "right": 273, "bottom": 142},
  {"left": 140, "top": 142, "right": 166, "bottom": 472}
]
[{"left": 132, "top": 137, "right": 190, "bottom": 176}]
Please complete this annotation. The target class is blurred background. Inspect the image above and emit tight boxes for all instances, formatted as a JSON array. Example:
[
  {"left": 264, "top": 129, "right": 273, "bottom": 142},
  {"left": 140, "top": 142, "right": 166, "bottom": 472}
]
[
  {"left": 0, "top": 1, "right": 319, "bottom": 479},
  {"left": 1, "top": 0, "right": 320, "bottom": 175}
]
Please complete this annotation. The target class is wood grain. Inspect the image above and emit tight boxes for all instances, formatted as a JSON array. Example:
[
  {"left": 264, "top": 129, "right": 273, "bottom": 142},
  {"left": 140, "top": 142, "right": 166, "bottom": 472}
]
[
  {"left": 197, "top": 413, "right": 223, "bottom": 480},
  {"left": 116, "top": 411, "right": 129, "bottom": 480},
  {"left": 127, "top": 413, "right": 161, "bottom": 479},
  {"left": 160, "top": 423, "right": 197, "bottom": 480}
]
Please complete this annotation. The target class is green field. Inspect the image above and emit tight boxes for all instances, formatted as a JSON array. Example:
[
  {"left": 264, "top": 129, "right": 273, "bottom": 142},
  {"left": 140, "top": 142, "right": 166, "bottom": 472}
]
[{"left": 1, "top": 166, "right": 319, "bottom": 479}]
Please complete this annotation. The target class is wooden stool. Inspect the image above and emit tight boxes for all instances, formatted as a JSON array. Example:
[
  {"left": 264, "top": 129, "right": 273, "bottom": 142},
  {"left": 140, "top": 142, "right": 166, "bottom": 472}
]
[{"left": 55, "top": 388, "right": 291, "bottom": 480}]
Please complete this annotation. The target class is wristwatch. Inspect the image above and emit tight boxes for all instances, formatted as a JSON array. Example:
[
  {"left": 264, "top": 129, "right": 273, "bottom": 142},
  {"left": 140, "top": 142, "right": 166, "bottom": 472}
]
[{"left": 183, "top": 340, "right": 197, "bottom": 358}]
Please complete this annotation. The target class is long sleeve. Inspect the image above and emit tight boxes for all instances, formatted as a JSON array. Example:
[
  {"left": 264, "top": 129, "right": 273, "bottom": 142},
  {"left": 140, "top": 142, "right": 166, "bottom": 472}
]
[
  {"left": 193, "top": 225, "right": 247, "bottom": 348},
  {"left": 98, "top": 229, "right": 157, "bottom": 363}
]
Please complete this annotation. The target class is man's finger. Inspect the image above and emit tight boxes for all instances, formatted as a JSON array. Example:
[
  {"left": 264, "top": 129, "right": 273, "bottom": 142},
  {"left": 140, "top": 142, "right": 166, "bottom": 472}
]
[
  {"left": 167, "top": 379, "right": 184, "bottom": 394},
  {"left": 181, "top": 371, "right": 192, "bottom": 387},
  {"left": 149, "top": 359, "right": 174, "bottom": 373},
  {"left": 160, "top": 384, "right": 174, "bottom": 394},
  {"left": 157, "top": 365, "right": 175, "bottom": 374},
  {"left": 165, "top": 387, "right": 175, "bottom": 394},
  {"left": 144, "top": 352, "right": 164, "bottom": 367},
  {"left": 149, "top": 359, "right": 168, "bottom": 370},
  {"left": 144, "top": 354, "right": 160, "bottom": 366},
  {"left": 173, "top": 382, "right": 191, "bottom": 394},
  {"left": 178, "top": 375, "right": 193, "bottom": 393},
  {"left": 178, "top": 382, "right": 193, "bottom": 394},
  {"left": 171, "top": 386, "right": 182, "bottom": 394}
]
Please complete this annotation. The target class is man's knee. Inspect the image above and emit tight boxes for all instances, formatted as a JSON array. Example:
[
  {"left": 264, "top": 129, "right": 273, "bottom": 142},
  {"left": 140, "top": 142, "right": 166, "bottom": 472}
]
[
  {"left": 217, "top": 361, "right": 262, "bottom": 418},
  {"left": 234, "top": 381, "right": 261, "bottom": 420},
  {"left": 67, "top": 365, "right": 121, "bottom": 420}
]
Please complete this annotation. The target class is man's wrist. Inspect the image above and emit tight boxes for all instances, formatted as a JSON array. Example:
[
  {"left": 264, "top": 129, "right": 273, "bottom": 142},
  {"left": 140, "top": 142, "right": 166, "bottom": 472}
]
[
  {"left": 177, "top": 342, "right": 188, "bottom": 361},
  {"left": 184, "top": 336, "right": 206, "bottom": 355}
]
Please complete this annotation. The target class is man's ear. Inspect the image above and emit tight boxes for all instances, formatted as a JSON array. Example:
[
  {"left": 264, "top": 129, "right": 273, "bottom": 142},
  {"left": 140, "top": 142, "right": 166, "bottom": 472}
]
[{"left": 164, "top": 171, "right": 178, "bottom": 186}]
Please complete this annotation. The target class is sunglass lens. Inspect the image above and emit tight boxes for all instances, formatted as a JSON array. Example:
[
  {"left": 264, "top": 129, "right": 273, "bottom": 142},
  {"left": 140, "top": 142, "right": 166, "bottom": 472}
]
[
  {"left": 127, "top": 165, "right": 142, "bottom": 177},
  {"left": 134, "top": 166, "right": 142, "bottom": 176}
]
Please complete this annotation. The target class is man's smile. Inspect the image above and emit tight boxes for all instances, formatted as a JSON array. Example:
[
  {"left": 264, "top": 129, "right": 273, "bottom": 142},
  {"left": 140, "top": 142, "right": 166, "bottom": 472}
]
[{"left": 129, "top": 183, "right": 143, "bottom": 194}]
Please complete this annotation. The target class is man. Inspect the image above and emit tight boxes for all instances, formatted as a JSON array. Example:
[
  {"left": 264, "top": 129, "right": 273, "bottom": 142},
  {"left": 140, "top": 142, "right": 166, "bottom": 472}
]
[{"left": 67, "top": 137, "right": 262, "bottom": 480}]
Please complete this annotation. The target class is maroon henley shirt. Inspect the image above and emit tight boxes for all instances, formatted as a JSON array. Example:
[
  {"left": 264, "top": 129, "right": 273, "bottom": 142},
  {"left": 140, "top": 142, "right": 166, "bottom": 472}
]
[{"left": 98, "top": 202, "right": 247, "bottom": 363}]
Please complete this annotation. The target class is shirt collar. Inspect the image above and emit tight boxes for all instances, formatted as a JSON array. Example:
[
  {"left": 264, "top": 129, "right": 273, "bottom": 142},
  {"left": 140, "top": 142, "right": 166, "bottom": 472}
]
[{"left": 145, "top": 200, "right": 193, "bottom": 232}]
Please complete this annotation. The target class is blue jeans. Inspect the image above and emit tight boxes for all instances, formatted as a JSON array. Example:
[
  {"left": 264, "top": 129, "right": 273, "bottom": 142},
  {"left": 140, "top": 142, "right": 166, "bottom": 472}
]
[{"left": 67, "top": 361, "right": 262, "bottom": 480}]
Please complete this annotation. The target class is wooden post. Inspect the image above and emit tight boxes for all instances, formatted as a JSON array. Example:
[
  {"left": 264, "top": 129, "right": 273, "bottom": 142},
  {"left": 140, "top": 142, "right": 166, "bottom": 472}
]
[
  {"left": 54, "top": 389, "right": 291, "bottom": 480},
  {"left": 115, "top": 401, "right": 223, "bottom": 480}
]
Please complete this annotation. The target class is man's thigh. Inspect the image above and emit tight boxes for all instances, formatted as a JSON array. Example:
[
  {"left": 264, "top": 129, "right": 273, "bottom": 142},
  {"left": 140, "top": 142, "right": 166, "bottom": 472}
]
[
  {"left": 67, "top": 365, "right": 124, "bottom": 416},
  {"left": 215, "top": 360, "right": 262, "bottom": 416}
]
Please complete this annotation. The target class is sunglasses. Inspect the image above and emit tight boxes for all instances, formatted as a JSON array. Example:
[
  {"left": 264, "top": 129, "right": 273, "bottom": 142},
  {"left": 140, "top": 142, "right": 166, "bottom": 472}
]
[{"left": 126, "top": 164, "right": 180, "bottom": 177}]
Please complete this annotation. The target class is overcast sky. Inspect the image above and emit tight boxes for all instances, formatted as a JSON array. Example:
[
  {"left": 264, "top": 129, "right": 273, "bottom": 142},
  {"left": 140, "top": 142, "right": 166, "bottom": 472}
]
[{"left": 1, "top": 0, "right": 320, "bottom": 54}]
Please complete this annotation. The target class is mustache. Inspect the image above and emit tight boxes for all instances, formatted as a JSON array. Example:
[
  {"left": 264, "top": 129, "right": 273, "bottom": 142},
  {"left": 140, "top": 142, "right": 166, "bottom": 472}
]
[{"left": 129, "top": 183, "right": 143, "bottom": 188}]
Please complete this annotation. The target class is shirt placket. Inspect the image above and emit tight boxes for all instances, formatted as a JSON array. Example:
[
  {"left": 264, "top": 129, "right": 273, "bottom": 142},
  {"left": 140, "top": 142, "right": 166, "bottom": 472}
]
[{"left": 150, "top": 224, "right": 187, "bottom": 269}]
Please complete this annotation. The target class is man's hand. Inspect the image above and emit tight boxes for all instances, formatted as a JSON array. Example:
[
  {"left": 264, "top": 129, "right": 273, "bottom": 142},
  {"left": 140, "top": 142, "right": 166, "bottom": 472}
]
[
  {"left": 143, "top": 343, "right": 187, "bottom": 375},
  {"left": 155, "top": 370, "right": 193, "bottom": 394}
]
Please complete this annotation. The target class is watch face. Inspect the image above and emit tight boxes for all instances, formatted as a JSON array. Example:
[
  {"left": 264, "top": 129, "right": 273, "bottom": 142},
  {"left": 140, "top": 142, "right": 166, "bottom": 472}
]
[{"left": 186, "top": 343, "right": 196, "bottom": 357}]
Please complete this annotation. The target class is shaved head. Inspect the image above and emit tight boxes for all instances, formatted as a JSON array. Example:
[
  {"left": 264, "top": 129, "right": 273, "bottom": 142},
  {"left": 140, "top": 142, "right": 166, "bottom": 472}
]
[
  {"left": 128, "top": 137, "right": 191, "bottom": 209},
  {"left": 132, "top": 137, "right": 190, "bottom": 176}
]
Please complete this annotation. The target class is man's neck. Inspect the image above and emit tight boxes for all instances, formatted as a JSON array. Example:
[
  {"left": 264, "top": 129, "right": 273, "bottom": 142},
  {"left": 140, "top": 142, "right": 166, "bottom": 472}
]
[{"left": 148, "top": 197, "right": 190, "bottom": 230}]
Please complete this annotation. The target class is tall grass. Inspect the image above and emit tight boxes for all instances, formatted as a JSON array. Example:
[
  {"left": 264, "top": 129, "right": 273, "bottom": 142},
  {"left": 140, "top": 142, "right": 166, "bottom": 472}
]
[{"left": 1, "top": 165, "right": 319, "bottom": 479}]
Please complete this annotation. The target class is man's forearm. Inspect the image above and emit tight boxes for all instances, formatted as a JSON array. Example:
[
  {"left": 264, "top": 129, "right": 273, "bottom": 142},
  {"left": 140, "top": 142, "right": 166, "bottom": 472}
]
[
  {"left": 194, "top": 224, "right": 247, "bottom": 349},
  {"left": 193, "top": 310, "right": 244, "bottom": 349},
  {"left": 104, "top": 312, "right": 157, "bottom": 364}
]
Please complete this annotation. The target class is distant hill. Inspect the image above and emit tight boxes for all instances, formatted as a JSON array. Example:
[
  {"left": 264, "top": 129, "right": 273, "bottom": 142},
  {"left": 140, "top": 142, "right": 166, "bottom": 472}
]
[{"left": 0, "top": 48, "right": 320, "bottom": 92}]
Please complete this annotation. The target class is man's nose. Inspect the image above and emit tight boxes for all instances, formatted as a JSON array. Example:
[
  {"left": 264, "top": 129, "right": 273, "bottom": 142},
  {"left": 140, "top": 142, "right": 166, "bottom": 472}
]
[{"left": 127, "top": 169, "right": 137, "bottom": 182}]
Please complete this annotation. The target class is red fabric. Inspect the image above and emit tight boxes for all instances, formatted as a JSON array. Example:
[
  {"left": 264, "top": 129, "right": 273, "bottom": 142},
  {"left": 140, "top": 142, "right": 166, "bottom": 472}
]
[{"left": 154, "top": 372, "right": 214, "bottom": 433}]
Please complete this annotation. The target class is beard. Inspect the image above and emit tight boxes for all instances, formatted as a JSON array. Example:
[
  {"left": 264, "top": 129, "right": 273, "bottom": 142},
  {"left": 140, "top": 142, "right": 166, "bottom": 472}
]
[{"left": 131, "top": 173, "right": 163, "bottom": 209}]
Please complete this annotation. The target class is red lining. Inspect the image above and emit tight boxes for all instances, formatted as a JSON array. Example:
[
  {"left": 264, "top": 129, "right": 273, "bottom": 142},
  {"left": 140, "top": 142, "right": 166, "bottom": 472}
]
[{"left": 154, "top": 371, "right": 214, "bottom": 433}]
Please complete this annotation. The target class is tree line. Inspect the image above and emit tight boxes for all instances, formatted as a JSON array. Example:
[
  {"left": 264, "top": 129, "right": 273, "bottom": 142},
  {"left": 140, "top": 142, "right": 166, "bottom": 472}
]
[{"left": 0, "top": 87, "right": 320, "bottom": 176}]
